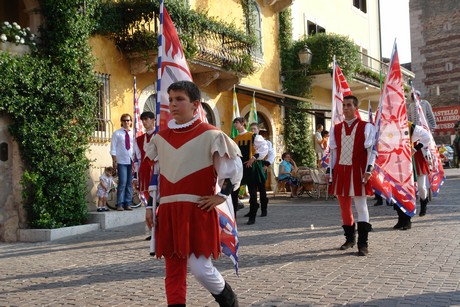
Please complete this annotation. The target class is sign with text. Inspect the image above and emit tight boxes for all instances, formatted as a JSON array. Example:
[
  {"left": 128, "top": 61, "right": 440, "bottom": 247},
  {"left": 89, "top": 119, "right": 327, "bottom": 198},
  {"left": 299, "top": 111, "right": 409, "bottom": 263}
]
[{"left": 433, "top": 106, "right": 460, "bottom": 135}]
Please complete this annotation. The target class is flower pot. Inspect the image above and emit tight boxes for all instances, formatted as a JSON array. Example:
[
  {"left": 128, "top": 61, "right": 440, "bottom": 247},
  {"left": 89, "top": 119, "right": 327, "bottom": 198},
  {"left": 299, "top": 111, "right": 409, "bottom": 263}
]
[{"left": 0, "top": 41, "right": 31, "bottom": 56}]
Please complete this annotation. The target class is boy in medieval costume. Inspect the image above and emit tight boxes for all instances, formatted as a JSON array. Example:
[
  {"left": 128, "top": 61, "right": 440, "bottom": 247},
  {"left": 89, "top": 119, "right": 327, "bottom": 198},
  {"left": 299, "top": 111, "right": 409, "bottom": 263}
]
[
  {"left": 145, "top": 81, "right": 242, "bottom": 307},
  {"left": 326, "top": 95, "right": 376, "bottom": 256}
]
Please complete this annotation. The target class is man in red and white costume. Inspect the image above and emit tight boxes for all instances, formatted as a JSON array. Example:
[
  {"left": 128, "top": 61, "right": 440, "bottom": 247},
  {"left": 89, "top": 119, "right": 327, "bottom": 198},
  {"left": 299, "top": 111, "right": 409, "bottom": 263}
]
[
  {"left": 326, "top": 95, "right": 376, "bottom": 256},
  {"left": 145, "top": 81, "right": 242, "bottom": 307}
]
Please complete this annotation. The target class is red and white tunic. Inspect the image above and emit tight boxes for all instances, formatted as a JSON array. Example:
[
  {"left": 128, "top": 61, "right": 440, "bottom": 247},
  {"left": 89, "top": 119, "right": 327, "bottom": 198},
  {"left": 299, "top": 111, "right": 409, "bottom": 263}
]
[
  {"left": 134, "top": 132, "right": 155, "bottom": 193},
  {"left": 329, "top": 118, "right": 375, "bottom": 197},
  {"left": 145, "top": 118, "right": 242, "bottom": 260},
  {"left": 410, "top": 124, "right": 432, "bottom": 176}
]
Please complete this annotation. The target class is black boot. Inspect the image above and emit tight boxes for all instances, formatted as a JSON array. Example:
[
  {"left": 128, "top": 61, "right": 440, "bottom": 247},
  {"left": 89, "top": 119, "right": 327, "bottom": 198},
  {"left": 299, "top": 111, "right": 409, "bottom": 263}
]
[
  {"left": 373, "top": 195, "right": 383, "bottom": 206},
  {"left": 401, "top": 215, "right": 412, "bottom": 230},
  {"left": 357, "top": 222, "right": 372, "bottom": 256},
  {"left": 419, "top": 198, "right": 429, "bottom": 217},
  {"left": 340, "top": 224, "right": 356, "bottom": 250},
  {"left": 393, "top": 206, "right": 405, "bottom": 229},
  {"left": 246, "top": 202, "right": 259, "bottom": 225},
  {"left": 212, "top": 282, "right": 239, "bottom": 307}
]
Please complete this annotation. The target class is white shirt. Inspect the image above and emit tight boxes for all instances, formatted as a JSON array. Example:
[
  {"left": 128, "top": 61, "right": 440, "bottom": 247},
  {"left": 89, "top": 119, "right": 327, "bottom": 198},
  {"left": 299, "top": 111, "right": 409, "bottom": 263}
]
[
  {"left": 265, "top": 140, "right": 276, "bottom": 165},
  {"left": 110, "top": 128, "right": 134, "bottom": 164}
]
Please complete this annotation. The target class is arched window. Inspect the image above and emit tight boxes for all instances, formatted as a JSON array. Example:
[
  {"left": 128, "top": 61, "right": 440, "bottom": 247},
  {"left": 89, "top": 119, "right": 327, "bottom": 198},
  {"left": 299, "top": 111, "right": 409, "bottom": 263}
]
[
  {"left": 202, "top": 103, "right": 215, "bottom": 126},
  {"left": 249, "top": 1, "right": 263, "bottom": 59},
  {"left": 143, "top": 94, "right": 156, "bottom": 113}
]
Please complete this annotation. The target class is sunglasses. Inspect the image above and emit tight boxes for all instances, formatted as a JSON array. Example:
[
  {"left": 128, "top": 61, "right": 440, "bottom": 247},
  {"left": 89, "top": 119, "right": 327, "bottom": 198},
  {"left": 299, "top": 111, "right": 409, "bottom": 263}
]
[{"left": 122, "top": 119, "right": 131, "bottom": 122}]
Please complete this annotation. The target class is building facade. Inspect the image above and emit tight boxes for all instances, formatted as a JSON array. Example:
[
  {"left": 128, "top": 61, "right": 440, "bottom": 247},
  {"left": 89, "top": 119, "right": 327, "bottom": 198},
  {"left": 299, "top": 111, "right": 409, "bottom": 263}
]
[{"left": 410, "top": 0, "right": 460, "bottom": 143}]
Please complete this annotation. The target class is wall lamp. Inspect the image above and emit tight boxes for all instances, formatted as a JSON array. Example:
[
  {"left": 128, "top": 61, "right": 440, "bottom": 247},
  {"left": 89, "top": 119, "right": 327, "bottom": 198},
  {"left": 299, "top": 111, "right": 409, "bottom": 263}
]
[{"left": 281, "top": 44, "right": 313, "bottom": 78}]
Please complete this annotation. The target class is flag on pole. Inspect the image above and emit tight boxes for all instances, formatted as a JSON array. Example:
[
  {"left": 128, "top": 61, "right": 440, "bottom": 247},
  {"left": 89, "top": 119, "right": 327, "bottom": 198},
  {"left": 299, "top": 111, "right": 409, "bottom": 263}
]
[
  {"left": 247, "top": 92, "right": 258, "bottom": 130},
  {"left": 321, "top": 58, "right": 351, "bottom": 168},
  {"left": 231, "top": 85, "right": 240, "bottom": 138},
  {"left": 156, "top": 0, "right": 239, "bottom": 273},
  {"left": 133, "top": 76, "right": 144, "bottom": 138},
  {"left": 370, "top": 41, "right": 416, "bottom": 216},
  {"left": 411, "top": 85, "right": 445, "bottom": 196}
]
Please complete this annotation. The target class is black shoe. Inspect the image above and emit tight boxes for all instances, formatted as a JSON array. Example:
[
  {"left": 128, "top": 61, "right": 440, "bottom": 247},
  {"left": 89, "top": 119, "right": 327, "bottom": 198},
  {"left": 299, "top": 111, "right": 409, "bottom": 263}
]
[
  {"left": 150, "top": 252, "right": 156, "bottom": 257},
  {"left": 243, "top": 212, "right": 250, "bottom": 217},
  {"left": 97, "top": 208, "right": 104, "bottom": 212},
  {"left": 237, "top": 201, "right": 245, "bottom": 210},
  {"left": 260, "top": 212, "right": 267, "bottom": 217},
  {"left": 357, "top": 246, "right": 368, "bottom": 256},
  {"left": 247, "top": 219, "right": 255, "bottom": 225},
  {"left": 145, "top": 236, "right": 151, "bottom": 241},
  {"left": 373, "top": 199, "right": 383, "bottom": 206}
]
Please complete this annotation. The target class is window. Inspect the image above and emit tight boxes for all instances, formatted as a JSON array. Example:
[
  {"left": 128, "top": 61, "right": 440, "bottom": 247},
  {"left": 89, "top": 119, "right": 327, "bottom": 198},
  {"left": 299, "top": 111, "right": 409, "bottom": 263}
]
[
  {"left": 361, "top": 48, "right": 369, "bottom": 67},
  {"left": 93, "top": 73, "right": 112, "bottom": 141},
  {"left": 353, "top": 0, "right": 367, "bottom": 13},
  {"left": 143, "top": 94, "right": 156, "bottom": 113},
  {"left": 307, "top": 21, "right": 326, "bottom": 36},
  {"left": 248, "top": 1, "right": 263, "bottom": 59}
]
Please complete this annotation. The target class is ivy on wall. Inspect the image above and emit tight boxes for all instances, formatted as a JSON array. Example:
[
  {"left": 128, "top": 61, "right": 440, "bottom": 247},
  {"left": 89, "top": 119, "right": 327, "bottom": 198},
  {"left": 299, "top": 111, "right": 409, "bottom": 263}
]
[
  {"left": 279, "top": 8, "right": 315, "bottom": 167},
  {"left": 0, "top": 1, "right": 99, "bottom": 228}
]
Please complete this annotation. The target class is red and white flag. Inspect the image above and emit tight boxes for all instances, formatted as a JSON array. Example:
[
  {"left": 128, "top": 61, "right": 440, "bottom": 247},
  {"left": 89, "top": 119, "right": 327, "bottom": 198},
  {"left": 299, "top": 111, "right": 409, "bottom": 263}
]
[
  {"left": 370, "top": 42, "right": 416, "bottom": 216},
  {"left": 155, "top": 0, "right": 238, "bottom": 273},
  {"left": 322, "top": 58, "right": 352, "bottom": 168}
]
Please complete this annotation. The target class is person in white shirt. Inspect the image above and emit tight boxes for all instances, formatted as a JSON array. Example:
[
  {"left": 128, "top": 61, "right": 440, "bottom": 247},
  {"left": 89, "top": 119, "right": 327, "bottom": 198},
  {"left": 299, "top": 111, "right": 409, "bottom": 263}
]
[
  {"left": 314, "top": 124, "right": 324, "bottom": 167},
  {"left": 110, "top": 114, "right": 134, "bottom": 211},
  {"left": 408, "top": 90, "right": 436, "bottom": 131}
]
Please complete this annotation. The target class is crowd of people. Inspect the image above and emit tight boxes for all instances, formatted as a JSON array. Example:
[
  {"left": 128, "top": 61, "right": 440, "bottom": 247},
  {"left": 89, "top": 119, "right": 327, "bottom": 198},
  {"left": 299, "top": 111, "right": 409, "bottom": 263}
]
[{"left": 99, "top": 80, "right": 447, "bottom": 307}]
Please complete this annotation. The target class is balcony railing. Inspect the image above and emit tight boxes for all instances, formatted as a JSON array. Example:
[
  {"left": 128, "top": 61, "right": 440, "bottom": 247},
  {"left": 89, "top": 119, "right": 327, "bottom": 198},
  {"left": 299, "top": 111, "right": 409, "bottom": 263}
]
[{"left": 358, "top": 50, "right": 414, "bottom": 86}]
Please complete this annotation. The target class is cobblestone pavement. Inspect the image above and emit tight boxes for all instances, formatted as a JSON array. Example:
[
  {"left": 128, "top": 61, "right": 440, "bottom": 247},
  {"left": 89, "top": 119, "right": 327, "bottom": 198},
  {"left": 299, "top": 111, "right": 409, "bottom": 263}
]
[{"left": 1, "top": 169, "right": 460, "bottom": 307}]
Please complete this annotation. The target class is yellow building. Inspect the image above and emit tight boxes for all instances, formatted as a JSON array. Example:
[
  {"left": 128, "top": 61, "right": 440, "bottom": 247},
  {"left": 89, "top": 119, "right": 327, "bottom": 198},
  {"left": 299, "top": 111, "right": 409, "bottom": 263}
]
[{"left": 87, "top": 0, "right": 294, "bottom": 207}]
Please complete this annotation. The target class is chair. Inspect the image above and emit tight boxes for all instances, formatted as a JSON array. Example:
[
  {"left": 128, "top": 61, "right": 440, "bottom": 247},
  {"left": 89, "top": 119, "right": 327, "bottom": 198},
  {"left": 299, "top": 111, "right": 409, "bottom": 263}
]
[
  {"left": 273, "top": 176, "right": 287, "bottom": 198},
  {"left": 311, "top": 168, "right": 329, "bottom": 200},
  {"left": 296, "top": 166, "right": 315, "bottom": 197}
]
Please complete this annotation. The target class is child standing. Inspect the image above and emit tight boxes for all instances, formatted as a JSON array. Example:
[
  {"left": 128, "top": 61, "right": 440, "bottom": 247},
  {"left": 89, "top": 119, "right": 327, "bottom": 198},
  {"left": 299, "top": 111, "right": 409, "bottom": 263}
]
[
  {"left": 96, "top": 166, "right": 115, "bottom": 212},
  {"left": 145, "top": 81, "right": 242, "bottom": 307}
]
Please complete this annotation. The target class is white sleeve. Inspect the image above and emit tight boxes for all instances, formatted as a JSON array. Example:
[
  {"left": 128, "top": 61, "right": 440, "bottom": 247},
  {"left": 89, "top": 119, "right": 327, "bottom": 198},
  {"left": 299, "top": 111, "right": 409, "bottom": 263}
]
[
  {"left": 412, "top": 125, "right": 433, "bottom": 147},
  {"left": 266, "top": 141, "right": 276, "bottom": 165},
  {"left": 214, "top": 153, "right": 243, "bottom": 191},
  {"left": 254, "top": 135, "right": 268, "bottom": 159},
  {"left": 365, "top": 123, "right": 377, "bottom": 168},
  {"left": 110, "top": 130, "right": 118, "bottom": 156}
]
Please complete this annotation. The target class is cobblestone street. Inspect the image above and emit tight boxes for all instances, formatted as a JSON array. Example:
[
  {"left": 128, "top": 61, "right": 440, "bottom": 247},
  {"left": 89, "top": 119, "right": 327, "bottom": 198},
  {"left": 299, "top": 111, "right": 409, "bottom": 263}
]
[{"left": 1, "top": 169, "right": 460, "bottom": 306}]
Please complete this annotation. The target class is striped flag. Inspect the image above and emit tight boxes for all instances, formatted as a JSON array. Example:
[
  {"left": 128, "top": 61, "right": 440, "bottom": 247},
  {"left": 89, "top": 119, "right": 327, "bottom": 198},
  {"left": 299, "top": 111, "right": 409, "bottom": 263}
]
[
  {"left": 411, "top": 85, "right": 445, "bottom": 196},
  {"left": 156, "top": 0, "right": 239, "bottom": 273},
  {"left": 133, "top": 76, "right": 144, "bottom": 138},
  {"left": 322, "top": 58, "right": 352, "bottom": 168},
  {"left": 231, "top": 85, "right": 240, "bottom": 138},
  {"left": 370, "top": 41, "right": 416, "bottom": 216},
  {"left": 247, "top": 92, "right": 258, "bottom": 130}
]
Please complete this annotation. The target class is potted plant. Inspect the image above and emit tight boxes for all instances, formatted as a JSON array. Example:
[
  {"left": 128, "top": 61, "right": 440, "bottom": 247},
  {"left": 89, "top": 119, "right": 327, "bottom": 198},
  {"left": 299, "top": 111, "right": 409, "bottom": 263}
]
[{"left": 0, "top": 21, "right": 37, "bottom": 56}]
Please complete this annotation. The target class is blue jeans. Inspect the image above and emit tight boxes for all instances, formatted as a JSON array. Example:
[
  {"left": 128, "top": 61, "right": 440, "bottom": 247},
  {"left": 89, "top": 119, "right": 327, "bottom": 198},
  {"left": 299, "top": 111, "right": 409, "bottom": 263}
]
[{"left": 117, "top": 163, "right": 133, "bottom": 207}]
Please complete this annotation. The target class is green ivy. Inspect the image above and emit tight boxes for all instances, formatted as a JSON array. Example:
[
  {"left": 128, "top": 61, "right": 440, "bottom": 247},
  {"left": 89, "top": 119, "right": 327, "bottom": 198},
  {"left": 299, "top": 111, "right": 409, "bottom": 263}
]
[
  {"left": 279, "top": 8, "right": 315, "bottom": 167},
  {"left": 305, "top": 32, "right": 361, "bottom": 80},
  {"left": 0, "top": 1, "right": 99, "bottom": 228},
  {"left": 95, "top": 0, "right": 256, "bottom": 74}
]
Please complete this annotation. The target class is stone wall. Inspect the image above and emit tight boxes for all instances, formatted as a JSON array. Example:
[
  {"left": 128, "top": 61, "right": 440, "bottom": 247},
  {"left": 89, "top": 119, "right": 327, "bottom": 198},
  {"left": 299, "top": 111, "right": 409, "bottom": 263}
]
[{"left": 0, "top": 115, "right": 26, "bottom": 242}]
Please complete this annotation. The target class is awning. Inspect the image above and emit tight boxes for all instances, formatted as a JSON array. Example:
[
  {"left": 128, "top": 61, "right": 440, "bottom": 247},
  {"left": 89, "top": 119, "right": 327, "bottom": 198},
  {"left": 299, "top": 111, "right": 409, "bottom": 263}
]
[{"left": 235, "top": 84, "right": 331, "bottom": 118}]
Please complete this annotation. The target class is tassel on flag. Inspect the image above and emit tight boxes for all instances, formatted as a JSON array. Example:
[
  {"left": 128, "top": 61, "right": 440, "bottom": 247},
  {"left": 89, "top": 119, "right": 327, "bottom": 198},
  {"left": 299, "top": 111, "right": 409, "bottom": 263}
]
[
  {"left": 247, "top": 92, "right": 258, "bottom": 130},
  {"left": 368, "top": 100, "right": 373, "bottom": 124},
  {"left": 370, "top": 41, "right": 416, "bottom": 216},
  {"left": 231, "top": 85, "right": 240, "bottom": 138},
  {"left": 155, "top": 0, "right": 239, "bottom": 274}
]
